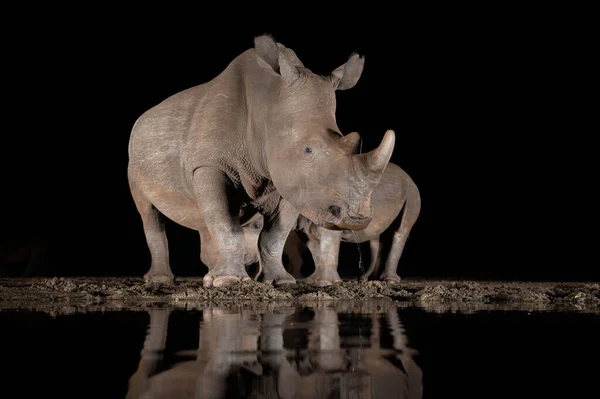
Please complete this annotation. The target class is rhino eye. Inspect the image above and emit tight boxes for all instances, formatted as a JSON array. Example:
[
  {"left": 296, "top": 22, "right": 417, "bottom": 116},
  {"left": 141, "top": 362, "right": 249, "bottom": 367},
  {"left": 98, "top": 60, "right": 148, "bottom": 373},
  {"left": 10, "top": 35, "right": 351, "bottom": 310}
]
[
  {"left": 253, "top": 222, "right": 262, "bottom": 229},
  {"left": 304, "top": 147, "right": 312, "bottom": 154}
]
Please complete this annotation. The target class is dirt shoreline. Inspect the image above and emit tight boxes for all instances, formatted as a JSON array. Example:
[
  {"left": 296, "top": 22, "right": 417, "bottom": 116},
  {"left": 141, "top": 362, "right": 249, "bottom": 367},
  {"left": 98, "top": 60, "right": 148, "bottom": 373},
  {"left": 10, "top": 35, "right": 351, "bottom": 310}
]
[{"left": 1, "top": 277, "right": 598, "bottom": 315}]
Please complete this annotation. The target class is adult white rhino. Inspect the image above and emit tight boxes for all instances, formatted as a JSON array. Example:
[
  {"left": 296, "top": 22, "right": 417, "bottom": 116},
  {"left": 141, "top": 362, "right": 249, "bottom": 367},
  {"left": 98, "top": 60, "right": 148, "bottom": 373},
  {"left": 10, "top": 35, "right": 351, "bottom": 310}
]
[{"left": 127, "top": 34, "right": 395, "bottom": 288}]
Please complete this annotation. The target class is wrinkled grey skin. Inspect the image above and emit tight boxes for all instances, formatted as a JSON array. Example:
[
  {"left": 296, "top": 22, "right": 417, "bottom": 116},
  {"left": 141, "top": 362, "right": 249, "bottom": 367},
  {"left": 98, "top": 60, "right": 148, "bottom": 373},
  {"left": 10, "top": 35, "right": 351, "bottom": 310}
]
[
  {"left": 127, "top": 34, "right": 395, "bottom": 288},
  {"left": 242, "top": 162, "right": 421, "bottom": 285}
]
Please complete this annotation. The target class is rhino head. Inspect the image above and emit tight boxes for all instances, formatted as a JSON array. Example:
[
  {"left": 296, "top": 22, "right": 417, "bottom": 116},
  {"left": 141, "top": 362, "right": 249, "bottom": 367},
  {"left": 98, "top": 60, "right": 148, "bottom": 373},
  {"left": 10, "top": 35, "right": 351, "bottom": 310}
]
[{"left": 253, "top": 35, "right": 395, "bottom": 230}]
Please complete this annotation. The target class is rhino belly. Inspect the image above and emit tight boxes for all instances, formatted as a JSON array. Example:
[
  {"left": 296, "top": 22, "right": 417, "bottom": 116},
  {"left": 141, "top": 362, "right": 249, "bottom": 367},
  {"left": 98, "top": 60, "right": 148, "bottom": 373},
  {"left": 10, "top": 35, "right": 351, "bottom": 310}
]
[{"left": 144, "top": 184, "right": 204, "bottom": 231}]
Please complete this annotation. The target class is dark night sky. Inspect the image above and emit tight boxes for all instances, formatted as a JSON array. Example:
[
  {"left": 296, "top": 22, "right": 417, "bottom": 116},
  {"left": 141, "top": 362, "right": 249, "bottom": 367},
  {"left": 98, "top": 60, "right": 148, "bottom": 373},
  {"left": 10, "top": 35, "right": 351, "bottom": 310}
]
[{"left": 3, "top": 7, "right": 596, "bottom": 281}]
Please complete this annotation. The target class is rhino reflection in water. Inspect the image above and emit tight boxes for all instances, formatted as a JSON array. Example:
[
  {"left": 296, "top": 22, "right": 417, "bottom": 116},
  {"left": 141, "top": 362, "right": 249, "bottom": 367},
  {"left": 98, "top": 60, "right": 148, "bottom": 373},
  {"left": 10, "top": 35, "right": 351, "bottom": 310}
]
[
  {"left": 126, "top": 307, "right": 261, "bottom": 399},
  {"left": 126, "top": 303, "right": 422, "bottom": 399}
]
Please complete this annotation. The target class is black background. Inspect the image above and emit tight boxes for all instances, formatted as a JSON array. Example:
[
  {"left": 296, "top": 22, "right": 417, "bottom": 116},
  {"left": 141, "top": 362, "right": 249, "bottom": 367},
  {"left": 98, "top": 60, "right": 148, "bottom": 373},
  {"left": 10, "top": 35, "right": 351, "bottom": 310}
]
[{"left": 2, "top": 6, "right": 595, "bottom": 281}]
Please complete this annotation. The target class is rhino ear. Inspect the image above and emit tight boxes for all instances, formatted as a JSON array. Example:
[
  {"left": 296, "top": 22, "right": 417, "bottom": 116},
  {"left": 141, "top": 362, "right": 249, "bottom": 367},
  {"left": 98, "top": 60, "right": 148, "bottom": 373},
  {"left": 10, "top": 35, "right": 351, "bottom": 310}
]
[
  {"left": 254, "top": 34, "right": 281, "bottom": 75},
  {"left": 330, "top": 53, "right": 365, "bottom": 90},
  {"left": 254, "top": 34, "right": 300, "bottom": 80},
  {"left": 277, "top": 44, "right": 305, "bottom": 68},
  {"left": 278, "top": 53, "right": 300, "bottom": 80}
]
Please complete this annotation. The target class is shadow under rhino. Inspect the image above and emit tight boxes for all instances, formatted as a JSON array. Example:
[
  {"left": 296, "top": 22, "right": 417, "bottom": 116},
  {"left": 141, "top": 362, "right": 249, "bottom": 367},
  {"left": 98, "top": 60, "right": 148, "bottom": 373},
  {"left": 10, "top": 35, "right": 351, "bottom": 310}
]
[{"left": 126, "top": 302, "right": 422, "bottom": 399}]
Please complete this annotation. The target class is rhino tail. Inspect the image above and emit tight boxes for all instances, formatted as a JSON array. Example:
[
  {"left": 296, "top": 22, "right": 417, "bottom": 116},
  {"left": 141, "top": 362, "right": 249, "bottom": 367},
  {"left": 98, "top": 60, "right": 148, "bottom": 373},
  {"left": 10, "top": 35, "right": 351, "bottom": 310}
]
[
  {"left": 254, "top": 261, "right": 263, "bottom": 282},
  {"left": 395, "top": 182, "right": 421, "bottom": 238}
]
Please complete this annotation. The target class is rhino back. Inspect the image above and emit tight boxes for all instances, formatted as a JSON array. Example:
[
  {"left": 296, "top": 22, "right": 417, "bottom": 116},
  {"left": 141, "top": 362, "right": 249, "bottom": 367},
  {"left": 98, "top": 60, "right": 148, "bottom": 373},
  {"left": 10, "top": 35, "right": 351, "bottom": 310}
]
[
  {"left": 128, "top": 51, "right": 252, "bottom": 178},
  {"left": 127, "top": 50, "right": 266, "bottom": 228}
]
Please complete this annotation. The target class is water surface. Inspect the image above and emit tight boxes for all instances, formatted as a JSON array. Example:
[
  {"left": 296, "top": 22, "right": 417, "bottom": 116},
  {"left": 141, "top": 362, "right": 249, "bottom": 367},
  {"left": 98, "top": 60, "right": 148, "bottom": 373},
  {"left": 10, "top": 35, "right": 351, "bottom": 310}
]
[{"left": 1, "top": 301, "right": 598, "bottom": 398}]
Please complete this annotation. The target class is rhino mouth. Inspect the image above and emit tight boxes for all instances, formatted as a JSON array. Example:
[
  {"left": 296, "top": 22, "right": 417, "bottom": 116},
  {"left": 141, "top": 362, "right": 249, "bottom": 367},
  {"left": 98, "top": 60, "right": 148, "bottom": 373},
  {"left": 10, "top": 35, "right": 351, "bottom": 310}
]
[
  {"left": 329, "top": 216, "right": 371, "bottom": 230},
  {"left": 323, "top": 207, "right": 372, "bottom": 230}
]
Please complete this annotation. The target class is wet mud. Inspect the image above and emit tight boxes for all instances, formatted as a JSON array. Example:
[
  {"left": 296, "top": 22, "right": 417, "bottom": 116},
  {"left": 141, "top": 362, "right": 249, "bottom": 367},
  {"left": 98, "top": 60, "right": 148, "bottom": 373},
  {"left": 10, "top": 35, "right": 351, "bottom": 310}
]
[{"left": 1, "top": 277, "right": 598, "bottom": 315}]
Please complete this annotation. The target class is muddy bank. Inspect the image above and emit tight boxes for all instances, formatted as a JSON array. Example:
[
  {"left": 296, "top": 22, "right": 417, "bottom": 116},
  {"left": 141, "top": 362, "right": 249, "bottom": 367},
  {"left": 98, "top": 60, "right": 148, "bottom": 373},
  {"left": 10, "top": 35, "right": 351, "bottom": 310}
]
[{"left": 1, "top": 277, "right": 599, "bottom": 314}]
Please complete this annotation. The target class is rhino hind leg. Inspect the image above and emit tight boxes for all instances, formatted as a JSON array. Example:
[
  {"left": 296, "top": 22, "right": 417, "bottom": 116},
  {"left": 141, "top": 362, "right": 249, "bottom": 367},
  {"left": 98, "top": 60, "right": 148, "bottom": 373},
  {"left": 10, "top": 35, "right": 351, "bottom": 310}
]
[
  {"left": 381, "top": 190, "right": 421, "bottom": 284},
  {"left": 381, "top": 230, "right": 407, "bottom": 284},
  {"left": 360, "top": 237, "right": 382, "bottom": 281},
  {"left": 130, "top": 182, "right": 174, "bottom": 284},
  {"left": 192, "top": 167, "right": 251, "bottom": 288}
]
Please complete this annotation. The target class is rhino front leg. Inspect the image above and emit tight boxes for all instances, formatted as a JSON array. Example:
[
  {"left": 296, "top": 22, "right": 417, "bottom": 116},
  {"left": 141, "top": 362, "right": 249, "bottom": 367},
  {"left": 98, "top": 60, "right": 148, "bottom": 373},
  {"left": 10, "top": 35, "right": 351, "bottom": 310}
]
[
  {"left": 130, "top": 182, "right": 174, "bottom": 284},
  {"left": 305, "top": 229, "right": 343, "bottom": 287},
  {"left": 198, "top": 220, "right": 217, "bottom": 270},
  {"left": 360, "top": 237, "right": 382, "bottom": 281},
  {"left": 192, "top": 167, "right": 250, "bottom": 288},
  {"left": 259, "top": 199, "right": 297, "bottom": 286}
]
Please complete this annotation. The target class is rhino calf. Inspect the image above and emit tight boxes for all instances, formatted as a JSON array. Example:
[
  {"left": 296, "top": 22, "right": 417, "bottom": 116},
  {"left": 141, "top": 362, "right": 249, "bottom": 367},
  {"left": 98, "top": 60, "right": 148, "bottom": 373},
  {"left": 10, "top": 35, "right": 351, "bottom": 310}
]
[
  {"left": 234, "top": 213, "right": 304, "bottom": 278},
  {"left": 242, "top": 162, "right": 421, "bottom": 285},
  {"left": 128, "top": 34, "right": 396, "bottom": 287}
]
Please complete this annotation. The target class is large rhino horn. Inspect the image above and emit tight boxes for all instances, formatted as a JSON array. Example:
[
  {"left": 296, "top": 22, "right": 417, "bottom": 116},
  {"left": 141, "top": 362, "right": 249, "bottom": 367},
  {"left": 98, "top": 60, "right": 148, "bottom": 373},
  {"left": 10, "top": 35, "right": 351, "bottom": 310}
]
[{"left": 353, "top": 129, "right": 396, "bottom": 182}]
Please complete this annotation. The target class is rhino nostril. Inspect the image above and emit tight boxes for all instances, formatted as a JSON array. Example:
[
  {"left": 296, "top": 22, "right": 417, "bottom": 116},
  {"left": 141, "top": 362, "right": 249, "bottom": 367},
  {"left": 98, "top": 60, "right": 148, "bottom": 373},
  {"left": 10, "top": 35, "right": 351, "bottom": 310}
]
[{"left": 328, "top": 205, "right": 342, "bottom": 219}]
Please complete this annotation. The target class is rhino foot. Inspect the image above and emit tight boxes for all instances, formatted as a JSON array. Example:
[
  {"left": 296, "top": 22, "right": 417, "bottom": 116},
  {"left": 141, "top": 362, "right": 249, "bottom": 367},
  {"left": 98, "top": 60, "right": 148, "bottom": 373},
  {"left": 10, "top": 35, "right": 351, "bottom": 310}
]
[
  {"left": 381, "top": 273, "right": 401, "bottom": 285},
  {"left": 143, "top": 272, "right": 174, "bottom": 285},
  {"left": 203, "top": 268, "right": 251, "bottom": 288},
  {"left": 305, "top": 269, "right": 342, "bottom": 287},
  {"left": 262, "top": 270, "right": 296, "bottom": 286}
]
